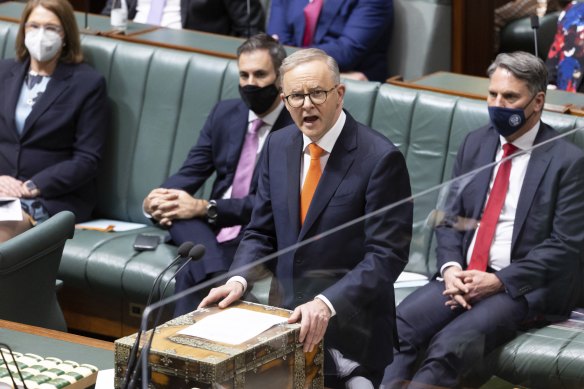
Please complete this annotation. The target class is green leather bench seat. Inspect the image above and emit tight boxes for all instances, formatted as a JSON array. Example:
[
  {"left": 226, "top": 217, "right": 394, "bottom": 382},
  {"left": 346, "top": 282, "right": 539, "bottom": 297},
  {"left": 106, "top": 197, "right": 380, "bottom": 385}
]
[{"left": 2, "top": 18, "right": 584, "bottom": 387}]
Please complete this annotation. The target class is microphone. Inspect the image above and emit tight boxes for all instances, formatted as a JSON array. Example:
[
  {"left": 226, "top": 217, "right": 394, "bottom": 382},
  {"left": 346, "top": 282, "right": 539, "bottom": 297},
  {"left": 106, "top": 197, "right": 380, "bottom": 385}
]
[
  {"left": 146, "top": 241, "right": 194, "bottom": 307},
  {"left": 128, "top": 244, "right": 206, "bottom": 389},
  {"left": 157, "top": 244, "right": 206, "bottom": 305},
  {"left": 531, "top": 15, "right": 540, "bottom": 58},
  {"left": 122, "top": 241, "right": 194, "bottom": 389}
]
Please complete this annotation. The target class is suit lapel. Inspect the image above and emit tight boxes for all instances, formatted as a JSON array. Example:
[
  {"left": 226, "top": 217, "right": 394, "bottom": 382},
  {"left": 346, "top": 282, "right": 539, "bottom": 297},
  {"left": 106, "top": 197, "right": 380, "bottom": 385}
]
[
  {"left": 21, "top": 62, "right": 72, "bottom": 139},
  {"left": 314, "top": 0, "right": 344, "bottom": 44},
  {"left": 228, "top": 102, "right": 250, "bottom": 173},
  {"left": 469, "top": 129, "right": 500, "bottom": 219},
  {"left": 512, "top": 125, "right": 553, "bottom": 247},
  {"left": 286, "top": 131, "right": 303, "bottom": 237},
  {"left": 299, "top": 113, "right": 356, "bottom": 241},
  {"left": 3, "top": 60, "right": 28, "bottom": 139},
  {"left": 250, "top": 107, "right": 292, "bottom": 191}
]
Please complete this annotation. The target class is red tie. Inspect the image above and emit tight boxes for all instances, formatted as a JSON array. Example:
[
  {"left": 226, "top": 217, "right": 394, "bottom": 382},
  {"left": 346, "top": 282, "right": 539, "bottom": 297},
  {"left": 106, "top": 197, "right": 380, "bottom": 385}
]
[
  {"left": 302, "top": 0, "right": 324, "bottom": 47},
  {"left": 468, "top": 143, "right": 518, "bottom": 271}
]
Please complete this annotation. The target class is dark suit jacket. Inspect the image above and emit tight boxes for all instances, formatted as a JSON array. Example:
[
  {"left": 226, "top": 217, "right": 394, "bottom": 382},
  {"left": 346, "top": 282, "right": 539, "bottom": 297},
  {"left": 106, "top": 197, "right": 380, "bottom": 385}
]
[
  {"left": 163, "top": 99, "right": 293, "bottom": 228},
  {"left": 231, "top": 112, "right": 413, "bottom": 372},
  {"left": 267, "top": 0, "right": 393, "bottom": 81},
  {"left": 103, "top": 0, "right": 265, "bottom": 37},
  {"left": 0, "top": 59, "right": 108, "bottom": 222},
  {"left": 435, "top": 122, "right": 584, "bottom": 319}
]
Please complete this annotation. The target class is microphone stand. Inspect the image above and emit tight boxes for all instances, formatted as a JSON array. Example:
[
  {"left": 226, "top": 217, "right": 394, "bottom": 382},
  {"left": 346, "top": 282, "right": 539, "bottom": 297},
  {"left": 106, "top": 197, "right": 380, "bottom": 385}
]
[
  {"left": 531, "top": 15, "right": 540, "bottom": 58},
  {"left": 122, "top": 242, "right": 195, "bottom": 389},
  {"left": 80, "top": 0, "right": 100, "bottom": 35},
  {"left": 247, "top": 0, "right": 251, "bottom": 38},
  {"left": 128, "top": 244, "right": 205, "bottom": 389}
]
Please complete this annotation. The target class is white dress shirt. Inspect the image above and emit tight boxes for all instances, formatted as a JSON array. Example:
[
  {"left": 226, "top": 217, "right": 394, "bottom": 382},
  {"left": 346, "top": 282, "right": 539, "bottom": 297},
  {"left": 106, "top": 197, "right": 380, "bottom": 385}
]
[
  {"left": 134, "top": 0, "right": 182, "bottom": 29},
  {"left": 230, "top": 111, "right": 348, "bottom": 317},
  {"left": 440, "top": 122, "right": 540, "bottom": 276}
]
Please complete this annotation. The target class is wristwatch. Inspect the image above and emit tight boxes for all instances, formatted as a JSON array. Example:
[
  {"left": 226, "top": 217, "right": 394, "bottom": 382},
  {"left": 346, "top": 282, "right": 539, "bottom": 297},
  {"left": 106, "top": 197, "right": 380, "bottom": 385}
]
[
  {"left": 24, "top": 180, "right": 38, "bottom": 192},
  {"left": 206, "top": 200, "right": 218, "bottom": 224}
]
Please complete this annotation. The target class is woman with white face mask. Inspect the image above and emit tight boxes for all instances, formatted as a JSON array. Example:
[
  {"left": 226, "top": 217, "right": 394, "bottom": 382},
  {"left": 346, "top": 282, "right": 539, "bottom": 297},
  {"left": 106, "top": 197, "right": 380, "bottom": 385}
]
[{"left": 0, "top": 0, "right": 108, "bottom": 242}]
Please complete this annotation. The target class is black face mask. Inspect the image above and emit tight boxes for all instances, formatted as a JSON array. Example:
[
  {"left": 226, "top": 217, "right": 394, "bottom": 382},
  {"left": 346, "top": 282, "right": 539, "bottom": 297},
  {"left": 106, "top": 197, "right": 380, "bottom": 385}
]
[{"left": 239, "top": 84, "right": 279, "bottom": 115}]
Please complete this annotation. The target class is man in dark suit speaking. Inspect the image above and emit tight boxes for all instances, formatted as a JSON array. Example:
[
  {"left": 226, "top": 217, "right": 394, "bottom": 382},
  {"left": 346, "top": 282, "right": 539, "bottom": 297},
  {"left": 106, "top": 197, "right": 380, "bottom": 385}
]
[
  {"left": 143, "top": 34, "right": 293, "bottom": 316},
  {"left": 382, "top": 52, "right": 584, "bottom": 388},
  {"left": 200, "top": 48, "right": 413, "bottom": 388}
]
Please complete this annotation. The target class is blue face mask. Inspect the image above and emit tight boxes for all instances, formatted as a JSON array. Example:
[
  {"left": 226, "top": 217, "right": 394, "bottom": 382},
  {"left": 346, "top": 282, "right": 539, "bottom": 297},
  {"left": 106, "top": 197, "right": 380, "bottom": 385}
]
[{"left": 488, "top": 94, "right": 536, "bottom": 138}]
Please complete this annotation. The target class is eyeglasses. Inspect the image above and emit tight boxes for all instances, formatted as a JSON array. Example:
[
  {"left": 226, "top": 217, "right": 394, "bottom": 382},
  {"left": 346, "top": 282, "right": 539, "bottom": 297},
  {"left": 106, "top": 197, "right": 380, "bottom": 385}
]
[
  {"left": 284, "top": 85, "right": 338, "bottom": 108},
  {"left": 25, "top": 22, "right": 63, "bottom": 34}
]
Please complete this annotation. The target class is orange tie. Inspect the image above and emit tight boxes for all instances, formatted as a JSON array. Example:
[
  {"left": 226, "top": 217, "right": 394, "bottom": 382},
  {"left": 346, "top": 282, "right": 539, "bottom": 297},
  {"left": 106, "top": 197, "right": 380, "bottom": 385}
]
[{"left": 301, "top": 143, "right": 325, "bottom": 224}]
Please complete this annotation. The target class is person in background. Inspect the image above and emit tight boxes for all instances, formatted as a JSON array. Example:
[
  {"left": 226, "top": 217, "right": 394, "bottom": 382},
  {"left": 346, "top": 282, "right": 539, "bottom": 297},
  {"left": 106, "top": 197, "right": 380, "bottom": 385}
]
[
  {"left": 200, "top": 48, "right": 413, "bottom": 388},
  {"left": 143, "top": 34, "right": 293, "bottom": 315},
  {"left": 267, "top": 0, "right": 393, "bottom": 82},
  {"left": 102, "top": 0, "right": 265, "bottom": 37},
  {"left": 494, "top": 0, "right": 565, "bottom": 52},
  {"left": 382, "top": 51, "right": 584, "bottom": 388},
  {"left": 546, "top": 1, "right": 584, "bottom": 92},
  {"left": 0, "top": 0, "right": 108, "bottom": 242}
]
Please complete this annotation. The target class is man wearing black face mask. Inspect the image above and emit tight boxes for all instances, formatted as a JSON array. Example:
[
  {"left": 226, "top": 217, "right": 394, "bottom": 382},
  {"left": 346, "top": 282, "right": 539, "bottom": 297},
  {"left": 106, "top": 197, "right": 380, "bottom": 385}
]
[
  {"left": 143, "top": 34, "right": 293, "bottom": 316},
  {"left": 382, "top": 51, "right": 584, "bottom": 388}
]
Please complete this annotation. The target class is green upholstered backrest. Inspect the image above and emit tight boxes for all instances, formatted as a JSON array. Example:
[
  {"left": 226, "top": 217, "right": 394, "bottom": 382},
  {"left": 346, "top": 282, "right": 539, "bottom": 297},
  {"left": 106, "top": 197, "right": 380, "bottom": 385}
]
[
  {"left": 0, "top": 21, "right": 17, "bottom": 59},
  {"left": 0, "top": 211, "right": 74, "bottom": 331},
  {"left": 78, "top": 35, "right": 233, "bottom": 223},
  {"left": 372, "top": 84, "right": 584, "bottom": 277}
]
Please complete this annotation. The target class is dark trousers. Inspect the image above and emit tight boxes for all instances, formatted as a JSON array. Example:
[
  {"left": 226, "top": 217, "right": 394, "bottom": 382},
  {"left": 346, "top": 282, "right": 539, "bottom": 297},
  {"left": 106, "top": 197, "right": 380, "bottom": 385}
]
[
  {"left": 169, "top": 218, "right": 241, "bottom": 317},
  {"left": 381, "top": 280, "right": 528, "bottom": 389}
]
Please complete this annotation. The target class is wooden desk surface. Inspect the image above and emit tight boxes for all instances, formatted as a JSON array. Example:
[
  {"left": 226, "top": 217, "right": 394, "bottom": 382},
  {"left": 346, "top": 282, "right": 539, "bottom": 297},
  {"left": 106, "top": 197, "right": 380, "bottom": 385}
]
[
  {"left": 0, "top": 319, "right": 114, "bottom": 370},
  {"left": 390, "top": 71, "right": 584, "bottom": 116}
]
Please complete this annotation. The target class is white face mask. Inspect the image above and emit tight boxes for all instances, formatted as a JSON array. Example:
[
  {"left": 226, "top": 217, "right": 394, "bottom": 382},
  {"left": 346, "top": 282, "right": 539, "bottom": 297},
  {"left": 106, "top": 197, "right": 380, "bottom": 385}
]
[{"left": 25, "top": 27, "right": 63, "bottom": 63}]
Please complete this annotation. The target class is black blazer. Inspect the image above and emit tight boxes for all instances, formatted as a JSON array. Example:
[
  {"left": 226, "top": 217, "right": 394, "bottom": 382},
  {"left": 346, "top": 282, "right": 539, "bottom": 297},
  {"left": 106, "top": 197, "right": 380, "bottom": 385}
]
[
  {"left": 232, "top": 112, "right": 413, "bottom": 371},
  {"left": 162, "top": 99, "right": 293, "bottom": 228},
  {"left": 102, "top": 0, "right": 265, "bottom": 37},
  {"left": 0, "top": 59, "right": 108, "bottom": 221},
  {"left": 436, "top": 123, "right": 584, "bottom": 319}
]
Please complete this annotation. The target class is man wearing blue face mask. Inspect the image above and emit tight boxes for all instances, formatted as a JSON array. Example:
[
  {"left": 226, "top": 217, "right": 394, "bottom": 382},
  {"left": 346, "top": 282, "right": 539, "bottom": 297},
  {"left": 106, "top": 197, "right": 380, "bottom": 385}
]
[
  {"left": 142, "top": 34, "right": 293, "bottom": 316},
  {"left": 382, "top": 51, "right": 584, "bottom": 388}
]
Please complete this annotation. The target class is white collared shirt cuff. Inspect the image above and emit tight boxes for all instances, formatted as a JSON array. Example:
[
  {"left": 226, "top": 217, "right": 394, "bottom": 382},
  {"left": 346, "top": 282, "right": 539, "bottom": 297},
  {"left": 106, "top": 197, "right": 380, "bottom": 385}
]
[
  {"left": 315, "top": 294, "right": 336, "bottom": 317},
  {"left": 227, "top": 276, "right": 247, "bottom": 293},
  {"left": 440, "top": 262, "right": 463, "bottom": 278}
]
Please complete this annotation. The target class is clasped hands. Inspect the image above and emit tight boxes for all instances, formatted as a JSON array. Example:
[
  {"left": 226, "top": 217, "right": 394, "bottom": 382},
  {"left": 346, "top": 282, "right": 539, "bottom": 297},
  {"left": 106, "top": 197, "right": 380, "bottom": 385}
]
[
  {"left": 143, "top": 188, "right": 208, "bottom": 227},
  {"left": 199, "top": 282, "right": 331, "bottom": 353},
  {"left": 0, "top": 176, "right": 39, "bottom": 198},
  {"left": 442, "top": 266, "right": 504, "bottom": 310}
]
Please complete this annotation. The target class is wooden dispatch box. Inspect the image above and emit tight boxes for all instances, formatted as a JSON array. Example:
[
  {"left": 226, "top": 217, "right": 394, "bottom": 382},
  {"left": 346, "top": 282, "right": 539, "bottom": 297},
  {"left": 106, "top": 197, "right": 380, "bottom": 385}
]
[{"left": 114, "top": 301, "right": 324, "bottom": 388}]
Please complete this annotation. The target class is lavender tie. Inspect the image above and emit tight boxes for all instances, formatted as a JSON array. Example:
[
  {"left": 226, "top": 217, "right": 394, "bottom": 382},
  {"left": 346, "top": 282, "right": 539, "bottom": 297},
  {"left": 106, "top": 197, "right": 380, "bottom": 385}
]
[
  {"left": 147, "top": 0, "right": 166, "bottom": 25},
  {"left": 216, "top": 118, "right": 264, "bottom": 243}
]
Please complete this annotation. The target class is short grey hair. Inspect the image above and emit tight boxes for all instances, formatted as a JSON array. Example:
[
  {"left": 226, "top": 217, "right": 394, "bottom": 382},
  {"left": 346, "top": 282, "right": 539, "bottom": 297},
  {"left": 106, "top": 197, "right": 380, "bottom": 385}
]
[
  {"left": 487, "top": 51, "right": 548, "bottom": 96},
  {"left": 279, "top": 48, "right": 340, "bottom": 85}
]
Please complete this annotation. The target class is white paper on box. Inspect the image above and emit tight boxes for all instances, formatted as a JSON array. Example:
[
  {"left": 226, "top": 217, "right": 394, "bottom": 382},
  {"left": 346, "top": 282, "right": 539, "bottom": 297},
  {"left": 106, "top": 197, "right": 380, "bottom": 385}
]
[{"left": 178, "top": 308, "right": 288, "bottom": 345}]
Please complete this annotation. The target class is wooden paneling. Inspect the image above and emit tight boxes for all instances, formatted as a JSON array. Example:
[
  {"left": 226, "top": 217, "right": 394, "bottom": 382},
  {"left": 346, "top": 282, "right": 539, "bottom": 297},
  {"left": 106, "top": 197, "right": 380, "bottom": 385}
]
[{"left": 452, "top": 0, "right": 513, "bottom": 76}]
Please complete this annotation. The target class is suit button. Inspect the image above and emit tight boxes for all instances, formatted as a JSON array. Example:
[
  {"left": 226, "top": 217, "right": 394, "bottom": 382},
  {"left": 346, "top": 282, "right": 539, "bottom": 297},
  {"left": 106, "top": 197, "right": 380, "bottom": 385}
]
[
  {"left": 296, "top": 294, "right": 304, "bottom": 300},
  {"left": 295, "top": 258, "right": 302, "bottom": 264}
]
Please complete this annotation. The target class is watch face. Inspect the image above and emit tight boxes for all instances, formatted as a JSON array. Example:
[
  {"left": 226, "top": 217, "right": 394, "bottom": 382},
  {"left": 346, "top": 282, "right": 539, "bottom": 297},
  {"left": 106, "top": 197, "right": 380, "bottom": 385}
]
[
  {"left": 25, "top": 181, "right": 37, "bottom": 191},
  {"left": 207, "top": 202, "right": 218, "bottom": 219}
]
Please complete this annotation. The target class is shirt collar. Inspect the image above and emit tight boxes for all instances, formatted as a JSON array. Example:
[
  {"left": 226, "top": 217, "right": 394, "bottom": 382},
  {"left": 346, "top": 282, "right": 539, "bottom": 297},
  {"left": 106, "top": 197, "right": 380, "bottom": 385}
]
[
  {"left": 500, "top": 120, "right": 540, "bottom": 151},
  {"left": 302, "top": 110, "right": 346, "bottom": 154},
  {"left": 248, "top": 101, "right": 285, "bottom": 126}
]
